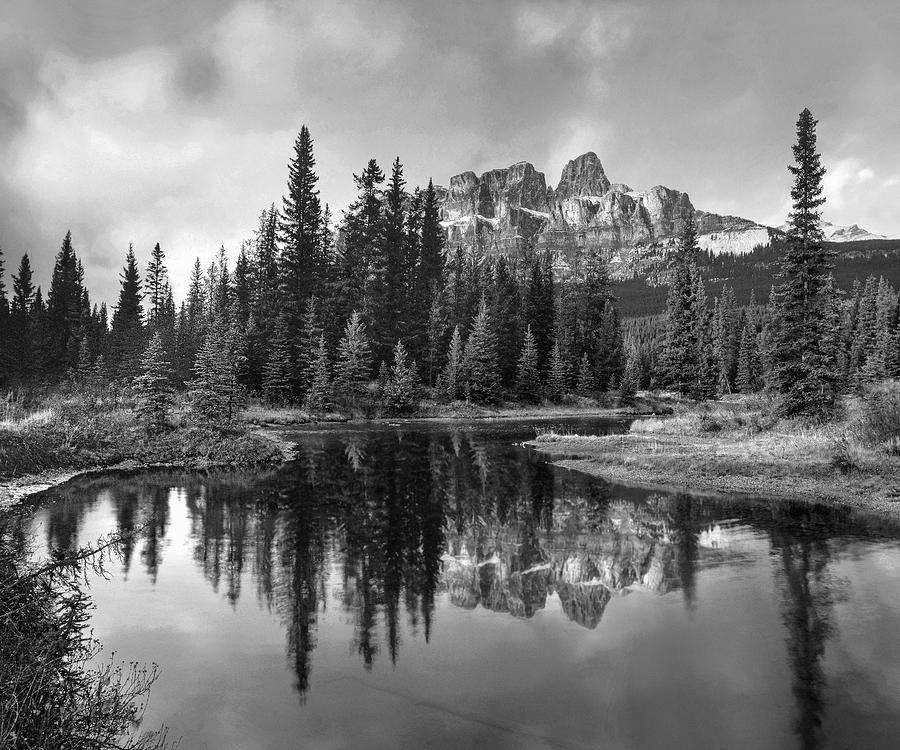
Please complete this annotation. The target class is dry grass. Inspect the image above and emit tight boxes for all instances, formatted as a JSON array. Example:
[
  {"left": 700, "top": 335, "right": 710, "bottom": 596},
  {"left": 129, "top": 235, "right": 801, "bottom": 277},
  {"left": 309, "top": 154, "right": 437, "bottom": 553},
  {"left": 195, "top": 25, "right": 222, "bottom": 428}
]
[{"left": 527, "top": 386, "right": 900, "bottom": 513}]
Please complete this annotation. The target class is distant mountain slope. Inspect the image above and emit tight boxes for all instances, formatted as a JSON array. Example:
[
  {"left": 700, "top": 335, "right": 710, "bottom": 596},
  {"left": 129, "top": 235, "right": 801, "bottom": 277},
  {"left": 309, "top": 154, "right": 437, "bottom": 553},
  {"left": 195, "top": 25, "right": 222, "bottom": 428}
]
[
  {"left": 614, "top": 237, "right": 900, "bottom": 318},
  {"left": 777, "top": 220, "right": 887, "bottom": 242}
]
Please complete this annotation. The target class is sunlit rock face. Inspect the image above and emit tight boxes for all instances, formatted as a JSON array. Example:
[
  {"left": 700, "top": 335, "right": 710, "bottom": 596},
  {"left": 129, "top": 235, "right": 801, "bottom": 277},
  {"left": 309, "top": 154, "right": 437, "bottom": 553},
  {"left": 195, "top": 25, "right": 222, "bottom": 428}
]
[{"left": 438, "top": 152, "right": 772, "bottom": 280}]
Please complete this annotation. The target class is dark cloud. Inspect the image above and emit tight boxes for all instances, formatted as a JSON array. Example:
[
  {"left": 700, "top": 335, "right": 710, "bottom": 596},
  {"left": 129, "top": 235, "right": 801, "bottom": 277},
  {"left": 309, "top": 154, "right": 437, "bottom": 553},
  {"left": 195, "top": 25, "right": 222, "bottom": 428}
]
[
  {"left": 173, "top": 48, "right": 223, "bottom": 104},
  {"left": 1, "top": 0, "right": 898, "bottom": 305}
]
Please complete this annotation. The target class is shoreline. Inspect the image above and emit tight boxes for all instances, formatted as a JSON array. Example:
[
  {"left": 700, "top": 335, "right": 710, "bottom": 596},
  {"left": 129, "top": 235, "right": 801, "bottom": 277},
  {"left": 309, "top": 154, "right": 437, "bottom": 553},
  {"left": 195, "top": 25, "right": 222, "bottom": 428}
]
[
  {"left": 0, "top": 407, "right": 646, "bottom": 508},
  {"left": 526, "top": 433, "right": 900, "bottom": 518},
  {"left": 246, "top": 399, "right": 671, "bottom": 429},
  {"left": 0, "top": 427, "right": 296, "bottom": 511}
]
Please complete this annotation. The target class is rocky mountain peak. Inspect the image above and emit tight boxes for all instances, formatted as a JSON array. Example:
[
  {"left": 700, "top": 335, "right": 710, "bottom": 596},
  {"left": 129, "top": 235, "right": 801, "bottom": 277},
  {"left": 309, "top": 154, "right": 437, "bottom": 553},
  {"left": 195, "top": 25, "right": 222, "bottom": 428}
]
[
  {"left": 555, "top": 151, "right": 611, "bottom": 199},
  {"left": 438, "top": 152, "right": 776, "bottom": 278}
]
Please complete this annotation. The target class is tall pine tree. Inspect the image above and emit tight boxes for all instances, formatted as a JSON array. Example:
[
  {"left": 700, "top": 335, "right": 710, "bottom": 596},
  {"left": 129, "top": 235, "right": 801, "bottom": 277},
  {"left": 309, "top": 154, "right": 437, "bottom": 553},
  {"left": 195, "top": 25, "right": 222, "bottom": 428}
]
[{"left": 771, "top": 108, "right": 837, "bottom": 418}]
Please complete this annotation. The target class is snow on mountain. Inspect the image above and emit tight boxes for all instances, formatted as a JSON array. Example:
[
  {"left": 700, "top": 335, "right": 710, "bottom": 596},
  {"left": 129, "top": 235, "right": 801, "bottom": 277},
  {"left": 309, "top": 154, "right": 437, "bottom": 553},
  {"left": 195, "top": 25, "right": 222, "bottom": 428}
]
[{"left": 777, "top": 220, "right": 887, "bottom": 242}]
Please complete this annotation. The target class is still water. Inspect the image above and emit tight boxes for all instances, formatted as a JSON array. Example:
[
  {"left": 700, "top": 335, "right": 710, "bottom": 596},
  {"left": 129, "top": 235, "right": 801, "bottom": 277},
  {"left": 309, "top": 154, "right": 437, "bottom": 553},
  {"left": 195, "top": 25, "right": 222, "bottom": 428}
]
[{"left": 18, "top": 418, "right": 900, "bottom": 749}]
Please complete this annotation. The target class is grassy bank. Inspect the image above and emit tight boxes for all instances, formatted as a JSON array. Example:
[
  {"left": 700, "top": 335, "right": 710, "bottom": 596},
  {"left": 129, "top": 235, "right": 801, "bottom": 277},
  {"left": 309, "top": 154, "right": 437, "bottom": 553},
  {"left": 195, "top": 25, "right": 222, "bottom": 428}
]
[
  {"left": 0, "top": 392, "right": 288, "bottom": 507},
  {"left": 528, "top": 386, "right": 900, "bottom": 516}
]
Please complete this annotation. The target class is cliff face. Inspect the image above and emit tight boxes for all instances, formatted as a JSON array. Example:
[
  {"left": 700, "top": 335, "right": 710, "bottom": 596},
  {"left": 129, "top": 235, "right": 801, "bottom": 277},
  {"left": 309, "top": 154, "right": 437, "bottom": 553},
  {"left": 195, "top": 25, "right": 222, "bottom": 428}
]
[{"left": 437, "top": 152, "right": 772, "bottom": 279}]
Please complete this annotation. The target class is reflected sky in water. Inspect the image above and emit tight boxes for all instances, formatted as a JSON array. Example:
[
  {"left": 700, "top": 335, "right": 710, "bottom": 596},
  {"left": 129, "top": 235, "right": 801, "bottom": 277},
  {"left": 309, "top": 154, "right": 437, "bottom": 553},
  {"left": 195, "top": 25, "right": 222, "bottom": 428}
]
[{"left": 12, "top": 418, "right": 900, "bottom": 750}]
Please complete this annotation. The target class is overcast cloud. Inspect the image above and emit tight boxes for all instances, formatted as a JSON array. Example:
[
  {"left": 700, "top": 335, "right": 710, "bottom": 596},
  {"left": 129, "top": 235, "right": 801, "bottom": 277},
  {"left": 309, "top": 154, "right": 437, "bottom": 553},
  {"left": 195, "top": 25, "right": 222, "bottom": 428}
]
[{"left": 2, "top": 0, "right": 898, "bottom": 305}]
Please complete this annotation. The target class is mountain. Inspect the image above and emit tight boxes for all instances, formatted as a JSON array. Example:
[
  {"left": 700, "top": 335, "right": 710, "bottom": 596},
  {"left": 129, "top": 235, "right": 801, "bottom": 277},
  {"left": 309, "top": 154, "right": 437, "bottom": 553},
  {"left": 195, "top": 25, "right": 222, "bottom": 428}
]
[
  {"left": 776, "top": 220, "right": 887, "bottom": 242},
  {"left": 436, "top": 152, "right": 773, "bottom": 280}
]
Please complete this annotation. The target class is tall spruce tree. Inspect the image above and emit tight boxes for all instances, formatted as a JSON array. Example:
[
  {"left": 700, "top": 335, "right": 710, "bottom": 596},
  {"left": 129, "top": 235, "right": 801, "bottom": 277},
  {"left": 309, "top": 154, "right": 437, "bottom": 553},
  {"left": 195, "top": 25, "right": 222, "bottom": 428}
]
[
  {"left": 375, "top": 157, "right": 408, "bottom": 364},
  {"left": 9, "top": 254, "right": 35, "bottom": 385},
  {"left": 146, "top": 243, "right": 168, "bottom": 325},
  {"left": 108, "top": 245, "right": 145, "bottom": 379},
  {"left": 279, "top": 125, "right": 323, "bottom": 324},
  {"left": 771, "top": 108, "right": 837, "bottom": 418},
  {"left": 337, "top": 159, "right": 385, "bottom": 325},
  {"left": 45, "top": 231, "right": 84, "bottom": 379},
  {"left": 515, "top": 326, "right": 542, "bottom": 403},
  {"left": 660, "top": 214, "right": 700, "bottom": 395}
]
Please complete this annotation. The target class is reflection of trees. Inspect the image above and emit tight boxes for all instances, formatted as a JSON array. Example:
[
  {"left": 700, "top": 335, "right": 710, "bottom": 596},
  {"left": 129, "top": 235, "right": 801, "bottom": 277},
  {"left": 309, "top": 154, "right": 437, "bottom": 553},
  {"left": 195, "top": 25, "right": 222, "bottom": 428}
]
[
  {"left": 32, "top": 429, "right": 884, "bottom": 708},
  {"left": 771, "top": 508, "right": 837, "bottom": 750}
]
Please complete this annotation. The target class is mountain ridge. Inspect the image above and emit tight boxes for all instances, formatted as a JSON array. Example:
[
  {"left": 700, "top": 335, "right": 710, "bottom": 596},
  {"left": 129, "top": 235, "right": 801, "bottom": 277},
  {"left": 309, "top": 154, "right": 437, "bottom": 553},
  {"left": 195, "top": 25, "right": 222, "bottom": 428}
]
[{"left": 434, "top": 152, "right": 886, "bottom": 279}]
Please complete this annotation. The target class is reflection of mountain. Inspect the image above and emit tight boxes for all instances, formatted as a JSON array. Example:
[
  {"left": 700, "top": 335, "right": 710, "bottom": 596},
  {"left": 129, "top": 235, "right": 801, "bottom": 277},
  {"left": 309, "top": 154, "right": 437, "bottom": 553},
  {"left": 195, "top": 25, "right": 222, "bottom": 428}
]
[
  {"left": 440, "top": 493, "right": 705, "bottom": 628},
  {"left": 28, "top": 423, "right": 887, "bottom": 706}
]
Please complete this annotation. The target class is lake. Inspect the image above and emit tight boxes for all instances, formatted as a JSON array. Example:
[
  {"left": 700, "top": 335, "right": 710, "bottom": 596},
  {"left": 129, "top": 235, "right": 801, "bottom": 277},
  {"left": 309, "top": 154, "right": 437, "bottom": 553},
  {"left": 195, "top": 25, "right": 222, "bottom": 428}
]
[{"left": 19, "top": 418, "right": 900, "bottom": 749}]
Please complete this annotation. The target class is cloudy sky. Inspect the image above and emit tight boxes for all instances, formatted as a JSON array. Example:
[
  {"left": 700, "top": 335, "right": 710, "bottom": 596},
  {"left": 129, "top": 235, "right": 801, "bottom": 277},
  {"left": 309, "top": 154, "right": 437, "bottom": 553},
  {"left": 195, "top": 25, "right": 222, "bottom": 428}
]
[{"left": 2, "top": 0, "right": 899, "bottom": 305}]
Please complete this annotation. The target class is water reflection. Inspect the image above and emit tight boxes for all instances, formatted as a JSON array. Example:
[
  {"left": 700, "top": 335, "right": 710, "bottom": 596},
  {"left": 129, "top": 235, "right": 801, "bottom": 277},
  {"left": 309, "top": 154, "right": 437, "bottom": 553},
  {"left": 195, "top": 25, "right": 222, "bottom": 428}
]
[{"left": 17, "top": 422, "right": 900, "bottom": 749}]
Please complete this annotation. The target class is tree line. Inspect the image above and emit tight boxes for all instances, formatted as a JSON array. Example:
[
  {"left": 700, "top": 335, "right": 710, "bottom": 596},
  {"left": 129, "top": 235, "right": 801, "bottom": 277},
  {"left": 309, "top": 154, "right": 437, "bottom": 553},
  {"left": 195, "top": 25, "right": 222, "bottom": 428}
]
[
  {"left": 0, "top": 125, "right": 626, "bottom": 423},
  {"left": 1, "top": 109, "right": 892, "bottom": 424}
]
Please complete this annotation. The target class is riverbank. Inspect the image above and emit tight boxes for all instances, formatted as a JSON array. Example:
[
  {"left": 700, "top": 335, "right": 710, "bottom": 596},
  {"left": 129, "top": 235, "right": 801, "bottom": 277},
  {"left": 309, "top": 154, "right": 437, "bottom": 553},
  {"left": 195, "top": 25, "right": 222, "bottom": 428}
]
[
  {"left": 0, "top": 399, "right": 292, "bottom": 510},
  {"left": 527, "top": 397, "right": 900, "bottom": 517},
  {"left": 242, "top": 395, "right": 672, "bottom": 427}
]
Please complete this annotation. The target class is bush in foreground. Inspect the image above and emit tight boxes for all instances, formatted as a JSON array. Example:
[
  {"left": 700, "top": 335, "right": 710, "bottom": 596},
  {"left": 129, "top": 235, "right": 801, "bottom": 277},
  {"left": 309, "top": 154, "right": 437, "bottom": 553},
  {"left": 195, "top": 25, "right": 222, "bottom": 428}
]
[{"left": 0, "top": 527, "right": 172, "bottom": 749}]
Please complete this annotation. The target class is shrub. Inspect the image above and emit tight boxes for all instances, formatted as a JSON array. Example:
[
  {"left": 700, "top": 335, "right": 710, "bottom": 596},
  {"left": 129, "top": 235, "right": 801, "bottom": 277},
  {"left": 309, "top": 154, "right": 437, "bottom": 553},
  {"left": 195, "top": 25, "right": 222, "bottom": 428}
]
[
  {"left": 857, "top": 380, "right": 900, "bottom": 447},
  {"left": 0, "top": 527, "right": 172, "bottom": 748}
]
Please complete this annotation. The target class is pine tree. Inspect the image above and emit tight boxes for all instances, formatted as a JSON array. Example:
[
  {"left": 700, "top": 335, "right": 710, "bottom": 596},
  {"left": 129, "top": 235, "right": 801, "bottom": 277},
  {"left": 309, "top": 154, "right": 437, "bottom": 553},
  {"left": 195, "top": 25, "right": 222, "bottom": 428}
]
[
  {"left": 524, "top": 251, "right": 555, "bottom": 375},
  {"left": 463, "top": 296, "right": 499, "bottom": 404},
  {"left": 441, "top": 325, "right": 465, "bottom": 401},
  {"left": 279, "top": 125, "right": 323, "bottom": 319},
  {"left": 425, "top": 285, "right": 448, "bottom": 387},
  {"left": 188, "top": 316, "right": 237, "bottom": 426},
  {"left": 337, "top": 159, "right": 385, "bottom": 324},
  {"left": 546, "top": 339, "right": 569, "bottom": 403},
  {"left": 263, "top": 316, "right": 293, "bottom": 404},
  {"left": 595, "top": 300, "right": 624, "bottom": 390},
  {"left": 296, "top": 296, "right": 324, "bottom": 399},
  {"left": 419, "top": 179, "right": 445, "bottom": 302},
  {"left": 576, "top": 352, "right": 596, "bottom": 398},
  {"left": 376, "top": 157, "right": 408, "bottom": 364},
  {"left": 736, "top": 322, "right": 762, "bottom": 393},
  {"left": 384, "top": 340, "right": 418, "bottom": 413},
  {"left": 9, "top": 254, "right": 35, "bottom": 385},
  {"left": 44, "top": 231, "right": 84, "bottom": 380},
  {"left": 233, "top": 244, "right": 253, "bottom": 329},
  {"left": 75, "top": 337, "right": 93, "bottom": 381},
  {"left": 334, "top": 311, "right": 373, "bottom": 400},
  {"left": 620, "top": 345, "right": 641, "bottom": 403},
  {"left": 133, "top": 331, "right": 174, "bottom": 431},
  {"left": 146, "top": 242, "right": 168, "bottom": 326},
  {"left": 713, "top": 285, "right": 740, "bottom": 393},
  {"left": 771, "top": 108, "right": 837, "bottom": 418},
  {"left": 304, "top": 335, "right": 332, "bottom": 413},
  {"left": 692, "top": 275, "right": 718, "bottom": 401},
  {"left": 108, "top": 244, "right": 145, "bottom": 379},
  {"left": 660, "top": 214, "right": 700, "bottom": 394},
  {"left": 491, "top": 256, "right": 521, "bottom": 390}
]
